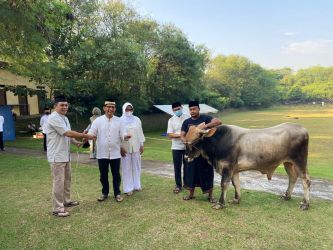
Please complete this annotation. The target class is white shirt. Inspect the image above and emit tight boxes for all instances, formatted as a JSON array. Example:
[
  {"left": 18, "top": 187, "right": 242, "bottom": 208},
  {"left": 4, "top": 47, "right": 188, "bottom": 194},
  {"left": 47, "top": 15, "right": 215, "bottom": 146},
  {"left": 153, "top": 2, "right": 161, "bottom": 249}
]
[
  {"left": 88, "top": 115, "right": 125, "bottom": 160},
  {"left": 46, "top": 111, "right": 71, "bottom": 162},
  {"left": 40, "top": 114, "right": 49, "bottom": 133},
  {"left": 167, "top": 113, "right": 190, "bottom": 150},
  {"left": 0, "top": 115, "right": 4, "bottom": 132},
  {"left": 120, "top": 116, "right": 145, "bottom": 153}
]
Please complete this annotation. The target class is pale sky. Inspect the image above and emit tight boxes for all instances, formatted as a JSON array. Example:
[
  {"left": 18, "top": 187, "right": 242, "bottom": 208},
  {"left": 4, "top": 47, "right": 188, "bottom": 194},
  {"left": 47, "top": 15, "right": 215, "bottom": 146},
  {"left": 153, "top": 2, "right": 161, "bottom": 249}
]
[{"left": 133, "top": 0, "right": 333, "bottom": 70}]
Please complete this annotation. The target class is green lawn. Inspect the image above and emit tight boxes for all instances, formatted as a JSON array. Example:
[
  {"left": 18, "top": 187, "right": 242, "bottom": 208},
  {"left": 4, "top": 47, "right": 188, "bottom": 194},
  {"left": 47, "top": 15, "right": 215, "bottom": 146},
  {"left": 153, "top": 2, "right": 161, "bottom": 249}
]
[
  {"left": 5, "top": 104, "right": 333, "bottom": 179},
  {"left": 0, "top": 153, "right": 332, "bottom": 249}
]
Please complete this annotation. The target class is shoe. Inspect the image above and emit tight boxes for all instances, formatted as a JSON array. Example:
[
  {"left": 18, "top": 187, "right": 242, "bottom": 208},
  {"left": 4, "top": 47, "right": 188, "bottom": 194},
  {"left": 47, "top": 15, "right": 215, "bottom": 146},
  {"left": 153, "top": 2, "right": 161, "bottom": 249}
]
[
  {"left": 53, "top": 211, "right": 69, "bottom": 217},
  {"left": 97, "top": 194, "right": 108, "bottom": 202},
  {"left": 115, "top": 195, "right": 123, "bottom": 202},
  {"left": 173, "top": 187, "right": 181, "bottom": 194},
  {"left": 64, "top": 200, "right": 80, "bottom": 207},
  {"left": 126, "top": 191, "right": 133, "bottom": 196}
]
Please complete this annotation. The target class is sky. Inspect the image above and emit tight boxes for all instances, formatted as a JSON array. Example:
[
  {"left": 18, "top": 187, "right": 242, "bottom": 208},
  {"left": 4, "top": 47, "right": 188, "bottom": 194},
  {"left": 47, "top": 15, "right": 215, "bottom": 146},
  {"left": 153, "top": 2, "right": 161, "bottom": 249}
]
[{"left": 133, "top": 0, "right": 333, "bottom": 70}]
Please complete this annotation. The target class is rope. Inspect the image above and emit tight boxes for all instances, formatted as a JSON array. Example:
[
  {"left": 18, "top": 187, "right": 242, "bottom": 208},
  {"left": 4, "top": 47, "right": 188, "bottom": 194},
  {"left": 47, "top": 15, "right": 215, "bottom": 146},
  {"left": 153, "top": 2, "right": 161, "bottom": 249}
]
[{"left": 72, "top": 147, "right": 81, "bottom": 201}]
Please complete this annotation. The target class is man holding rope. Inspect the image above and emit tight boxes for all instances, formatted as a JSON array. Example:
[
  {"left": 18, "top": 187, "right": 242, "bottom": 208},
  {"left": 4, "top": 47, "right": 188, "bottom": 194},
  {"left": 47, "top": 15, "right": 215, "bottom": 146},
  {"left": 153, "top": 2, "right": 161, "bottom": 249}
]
[
  {"left": 47, "top": 95, "right": 96, "bottom": 217},
  {"left": 180, "top": 100, "right": 222, "bottom": 203}
]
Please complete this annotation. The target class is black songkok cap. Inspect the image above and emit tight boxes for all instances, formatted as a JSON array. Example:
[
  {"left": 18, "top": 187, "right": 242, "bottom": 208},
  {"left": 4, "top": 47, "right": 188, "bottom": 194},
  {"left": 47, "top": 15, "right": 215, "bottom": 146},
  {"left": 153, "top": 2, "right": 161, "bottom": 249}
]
[
  {"left": 188, "top": 100, "right": 199, "bottom": 108},
  {"left": 54, "top": 95, "right": 67, "bottom": 103},
  {"left": 171, "top": 102, "right": 181, "bottom": 109}
]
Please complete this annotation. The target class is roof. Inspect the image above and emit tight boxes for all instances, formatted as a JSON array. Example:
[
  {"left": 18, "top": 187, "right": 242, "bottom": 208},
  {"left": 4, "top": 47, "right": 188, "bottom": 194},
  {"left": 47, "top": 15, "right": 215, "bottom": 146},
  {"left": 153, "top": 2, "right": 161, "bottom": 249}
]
[{"left": 154, "top": 104, "right": 219, "bottom": 116}]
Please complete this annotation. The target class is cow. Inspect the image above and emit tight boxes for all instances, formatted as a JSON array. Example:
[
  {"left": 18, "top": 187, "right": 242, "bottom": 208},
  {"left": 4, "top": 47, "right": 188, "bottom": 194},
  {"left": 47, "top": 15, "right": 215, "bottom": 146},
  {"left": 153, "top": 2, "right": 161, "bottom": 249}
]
[{"left": 184, "top": 122, "right": 310, "bottom": 210}]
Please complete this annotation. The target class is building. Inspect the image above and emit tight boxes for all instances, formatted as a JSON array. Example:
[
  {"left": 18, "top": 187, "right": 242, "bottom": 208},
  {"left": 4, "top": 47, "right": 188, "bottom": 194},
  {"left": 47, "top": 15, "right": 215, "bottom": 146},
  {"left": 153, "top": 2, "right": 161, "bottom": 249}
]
[{"left": 0, "top": 67, "right": 49, "bottom": 117}]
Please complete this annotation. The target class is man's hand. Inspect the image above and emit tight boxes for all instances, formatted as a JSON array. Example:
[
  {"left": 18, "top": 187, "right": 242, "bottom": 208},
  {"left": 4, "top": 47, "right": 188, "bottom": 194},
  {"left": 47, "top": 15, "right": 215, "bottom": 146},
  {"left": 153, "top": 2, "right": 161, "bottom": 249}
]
[
  {"left": 86, "top": 134, "right": 96, "bottom": 141},
  {"left": 124, "top": 134, "right": 131, "bottom": 141},
  {"left": 140, "top": 145, "right": 144, "bottom": 154},
  {"left": 76, "top": 141, "right": 83, "bottom": 147},
  {"left": 120, "top": 147, "right": 127, "bottom": 157}
]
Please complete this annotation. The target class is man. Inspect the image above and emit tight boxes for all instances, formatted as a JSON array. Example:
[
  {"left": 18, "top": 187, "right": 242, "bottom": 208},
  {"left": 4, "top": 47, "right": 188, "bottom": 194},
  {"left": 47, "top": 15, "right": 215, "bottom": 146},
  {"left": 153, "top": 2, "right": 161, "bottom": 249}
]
[
  {"left": 40, "top": 108, "right": 50, "bottom": 152},
  {"left": 0, "top": 114, "right": 4, "bottom": 151},
  {"left": 88, "top": 98, "right": 130, "bottom": 203},
  {"left": 167, "top": 102, "right": 190, "bottom": 194},
  {"left": 180, "top": 101, "right": 222, "bottom": 203},
  {"left": 46, "top": 95, "right": 95, "bottom": 217}
]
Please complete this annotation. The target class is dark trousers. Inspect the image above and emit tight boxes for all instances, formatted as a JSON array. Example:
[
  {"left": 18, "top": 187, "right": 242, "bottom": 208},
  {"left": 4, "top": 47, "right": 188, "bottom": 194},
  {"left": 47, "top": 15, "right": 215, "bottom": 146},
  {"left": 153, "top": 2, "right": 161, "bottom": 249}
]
[
  {"left": 98, "top": 158, "right": 121, "bottom": 198},
  {"left": 184, "top": 155, "right": 214, "bottom": 193},
  {"left": 43, "top": 133, "right": 47, "bottom": 152},
  {"left": 0, "top": 132, "right": 3, "bottom": 150},
  {"left": 172, "top": 150, "right": 187, "bottom": 188}
]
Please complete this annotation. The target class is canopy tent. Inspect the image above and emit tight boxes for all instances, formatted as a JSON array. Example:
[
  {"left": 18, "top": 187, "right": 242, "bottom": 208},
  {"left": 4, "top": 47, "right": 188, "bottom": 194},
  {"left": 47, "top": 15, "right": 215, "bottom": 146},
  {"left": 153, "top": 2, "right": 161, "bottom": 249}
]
[{"left": 154, "top": 104, "right": 218, "bottom": 116}]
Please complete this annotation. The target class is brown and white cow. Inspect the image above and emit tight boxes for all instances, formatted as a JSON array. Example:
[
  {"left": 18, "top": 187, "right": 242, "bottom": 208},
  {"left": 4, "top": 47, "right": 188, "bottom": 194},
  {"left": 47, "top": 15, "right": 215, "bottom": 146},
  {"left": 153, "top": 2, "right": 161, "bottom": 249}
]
[{"left": 184, "top": 122, "right": 310, "bottom": 210}]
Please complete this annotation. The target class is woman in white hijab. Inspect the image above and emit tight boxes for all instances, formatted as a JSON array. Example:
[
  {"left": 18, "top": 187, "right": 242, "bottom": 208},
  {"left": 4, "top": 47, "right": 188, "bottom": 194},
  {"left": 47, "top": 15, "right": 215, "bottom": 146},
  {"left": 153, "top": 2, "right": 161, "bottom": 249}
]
[{"left": 120, "top": 102, "right": 145, "bottom": 195}]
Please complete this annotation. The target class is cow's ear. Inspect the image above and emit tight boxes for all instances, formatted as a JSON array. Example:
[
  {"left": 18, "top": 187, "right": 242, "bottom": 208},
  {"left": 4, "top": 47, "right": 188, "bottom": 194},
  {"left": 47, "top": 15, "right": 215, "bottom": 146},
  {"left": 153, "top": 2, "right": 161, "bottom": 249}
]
[{"left": 204, "top": 127, "right": 216, "bottom": 137}]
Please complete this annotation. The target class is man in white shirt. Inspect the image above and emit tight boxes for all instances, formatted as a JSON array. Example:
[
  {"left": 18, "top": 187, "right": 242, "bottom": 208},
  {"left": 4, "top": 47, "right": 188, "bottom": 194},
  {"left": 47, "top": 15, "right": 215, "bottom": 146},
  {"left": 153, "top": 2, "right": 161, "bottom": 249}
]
[
  {"left": 88, "top": 99, "right": 130, "bottom": 203},
  {"left": 167, "top": 102, "right": 190, "bottom": 194},
  {"left": 0, "top": 114, "right": 4, "bottom": 151},
  {"left": 40, "top": 108, "right": 50, "bottom": 152},
  {"left": 46, "top": 95, "right": 95, "bottom": 217}
]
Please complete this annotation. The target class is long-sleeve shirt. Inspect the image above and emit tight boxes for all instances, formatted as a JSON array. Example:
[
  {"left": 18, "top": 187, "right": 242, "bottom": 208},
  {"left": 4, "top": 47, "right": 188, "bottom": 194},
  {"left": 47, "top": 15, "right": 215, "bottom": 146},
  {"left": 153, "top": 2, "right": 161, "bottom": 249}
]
[
  {"left": 120, "top": 116, "right": 145, "bottom": 153},
  {"left": 88, "top": 115, "right": 125, "bottom": 159}
]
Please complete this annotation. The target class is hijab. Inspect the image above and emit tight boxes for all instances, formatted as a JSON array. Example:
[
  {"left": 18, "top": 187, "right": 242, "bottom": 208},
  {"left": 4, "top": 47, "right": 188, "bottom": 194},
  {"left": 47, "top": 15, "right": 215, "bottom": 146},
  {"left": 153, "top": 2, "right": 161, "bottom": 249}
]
[{"left": 120, "top": 102, "right": 136, "bottom": 126}]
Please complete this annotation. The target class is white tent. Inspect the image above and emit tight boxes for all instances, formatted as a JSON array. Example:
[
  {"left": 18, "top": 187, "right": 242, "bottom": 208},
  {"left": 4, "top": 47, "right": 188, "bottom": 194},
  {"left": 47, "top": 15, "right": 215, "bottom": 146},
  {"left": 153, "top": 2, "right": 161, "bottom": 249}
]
[{"left": 154, "top": 104, "right": 218, "bottom": 116}]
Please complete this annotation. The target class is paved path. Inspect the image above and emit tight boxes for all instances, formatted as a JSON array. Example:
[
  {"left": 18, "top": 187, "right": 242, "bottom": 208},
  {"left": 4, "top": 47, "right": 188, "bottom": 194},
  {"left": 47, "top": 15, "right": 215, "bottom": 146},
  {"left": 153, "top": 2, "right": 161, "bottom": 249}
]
[{"left": 5, "top": 147, "right": 333, "bottom": 201}]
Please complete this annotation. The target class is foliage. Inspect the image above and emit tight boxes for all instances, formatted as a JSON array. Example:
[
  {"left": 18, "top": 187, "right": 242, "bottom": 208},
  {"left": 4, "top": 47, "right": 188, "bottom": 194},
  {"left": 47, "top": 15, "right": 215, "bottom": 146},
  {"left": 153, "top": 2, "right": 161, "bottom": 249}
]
[{"left": 205, "top": 55, "right": 278, "bottom": 108}]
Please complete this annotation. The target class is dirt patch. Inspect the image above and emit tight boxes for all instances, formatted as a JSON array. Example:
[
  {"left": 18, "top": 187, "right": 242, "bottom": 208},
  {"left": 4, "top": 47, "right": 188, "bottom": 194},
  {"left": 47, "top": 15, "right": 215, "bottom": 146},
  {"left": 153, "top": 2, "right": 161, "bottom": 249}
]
[{"left": 4, "top": 147, "right": 333, "bottom": 201}]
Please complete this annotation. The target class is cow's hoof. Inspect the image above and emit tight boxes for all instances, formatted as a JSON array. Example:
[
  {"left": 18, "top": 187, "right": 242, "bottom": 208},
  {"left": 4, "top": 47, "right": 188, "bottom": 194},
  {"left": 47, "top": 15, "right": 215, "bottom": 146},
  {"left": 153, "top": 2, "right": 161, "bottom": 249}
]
[
  {"left": 212, "top": 203, "right": 225, "bottom": 209},
  {"left": 280, "top": 193, "right": 291, "bottom": 201},
  {"left": 299, "top": 201, "right": 310, "bottom": 210}
]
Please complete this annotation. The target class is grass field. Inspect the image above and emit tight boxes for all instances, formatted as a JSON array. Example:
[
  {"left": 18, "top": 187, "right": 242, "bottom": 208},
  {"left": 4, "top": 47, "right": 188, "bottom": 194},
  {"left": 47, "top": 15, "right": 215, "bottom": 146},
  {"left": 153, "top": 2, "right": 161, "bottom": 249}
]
[
  {"left": 0, "top": 153, "right": 332, "bottom": 249},
  {"left": 5, "top": 104, "right": 333, "bottom": 180}
]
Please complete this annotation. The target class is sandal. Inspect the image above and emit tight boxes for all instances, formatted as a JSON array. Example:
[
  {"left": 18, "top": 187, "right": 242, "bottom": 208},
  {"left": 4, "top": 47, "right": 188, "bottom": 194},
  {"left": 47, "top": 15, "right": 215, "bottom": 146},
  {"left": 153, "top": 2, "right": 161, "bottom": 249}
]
[
  {"left": 183, "top": 195, "right": 195, "bottom": 201},
  {"left": 127, "top": 191, "right": 133, "bottom": 196},
  {"left": 208, "top": 197, "right": 217, "bottom": 203},
  {"left": 115, "top": 195, "right": 123, "bottom": 202},
  {"left": 173, "top": 187, "right": 181, "bottom": 194},
  {"left": 53, "top": 211, "right": 69, "bottom": 217},
  {"left": 64, "top": 200, "right": 79, "bottom": 207}
]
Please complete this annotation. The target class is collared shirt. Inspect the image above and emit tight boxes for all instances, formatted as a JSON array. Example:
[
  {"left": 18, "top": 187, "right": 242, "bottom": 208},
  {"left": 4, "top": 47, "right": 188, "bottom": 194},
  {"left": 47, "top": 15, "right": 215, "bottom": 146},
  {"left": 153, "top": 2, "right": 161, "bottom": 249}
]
[
  {"left": 46, "top": 111, "right": 71, "bottom": 163},
  {"left": 167, "top": 113, "right": 190, "bottom": 150},
  {"left": 40, "top": 114, "right": 49, "bottom": 133},
  {"left": 88, "top": 115, "right": 125, "bottom": 159},
  {"left": 0, "top": 115, "right": 4, "bottom": 132},
  {"left": 120, "top": 116, "right": 145, "bottom": 153}
]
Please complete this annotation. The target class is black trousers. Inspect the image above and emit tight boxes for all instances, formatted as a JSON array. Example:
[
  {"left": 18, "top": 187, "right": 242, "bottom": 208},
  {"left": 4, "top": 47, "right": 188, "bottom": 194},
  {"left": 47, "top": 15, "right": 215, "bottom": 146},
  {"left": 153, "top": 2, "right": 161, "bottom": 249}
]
[
  {"left": 0, "top": 132, "right": 3, "bottom": 150},
  {"left": 98, "top": 158, "right": 121, "bottom": 197},
  {"left": 184, "top": 155, "right": 214, "bottom": 193},
  {"left": 172, "top": 150, "right": 187, "bottom": 188},
  {"left": 43, "top": 133, "right": 47, "bottom": 152}
]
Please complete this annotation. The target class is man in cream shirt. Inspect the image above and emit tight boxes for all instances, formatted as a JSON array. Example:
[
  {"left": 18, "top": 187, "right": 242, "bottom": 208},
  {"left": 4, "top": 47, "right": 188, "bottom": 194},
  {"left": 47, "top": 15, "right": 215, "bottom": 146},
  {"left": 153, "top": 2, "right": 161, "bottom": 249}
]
[
  {"left": 88, "top": 98, "right": 130, "bottom": 203},
  {"left": 46, "top": 95, "right": 95, "bottom": 217},
  {"left": 167, "top": 102, "right": 190, "bottom": 194}
]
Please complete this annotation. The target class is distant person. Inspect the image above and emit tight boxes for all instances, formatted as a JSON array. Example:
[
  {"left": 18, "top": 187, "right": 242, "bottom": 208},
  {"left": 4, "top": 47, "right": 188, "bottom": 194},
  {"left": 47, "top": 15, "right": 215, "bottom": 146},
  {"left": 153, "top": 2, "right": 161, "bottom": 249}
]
[
  {"left": 180, "top": 101, "right": 222, "bottom": 203},
  {"left": 0, "top": 114, "right": 4, "bottom": 151},
  {"left": 120, "top": 102, "right": 145, "bottom": 196},
  {"left": 88, "top": 98, "right": 131, "bottom": 203},
  {"left": 40, "top": 108, "right": 50, "bottom": 152},
  {"left": 28, "top": 122, "right": 37, "bottom": 135},
  {"left": 84, "top": 107, "right": 101, "bottom": 159},
  {"left": 46, "top": 95, "right": 95, "bottom": 217},
  {"left": 167, "top": 102, "right": 190, "bottom": 194}
]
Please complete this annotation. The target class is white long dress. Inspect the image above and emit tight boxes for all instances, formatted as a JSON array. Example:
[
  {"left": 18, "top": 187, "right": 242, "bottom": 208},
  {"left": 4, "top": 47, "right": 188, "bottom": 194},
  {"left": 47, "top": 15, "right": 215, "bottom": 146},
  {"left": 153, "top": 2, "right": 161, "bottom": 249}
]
[{"left": 120, "top": 103, "right": 145, "bottom": 193}]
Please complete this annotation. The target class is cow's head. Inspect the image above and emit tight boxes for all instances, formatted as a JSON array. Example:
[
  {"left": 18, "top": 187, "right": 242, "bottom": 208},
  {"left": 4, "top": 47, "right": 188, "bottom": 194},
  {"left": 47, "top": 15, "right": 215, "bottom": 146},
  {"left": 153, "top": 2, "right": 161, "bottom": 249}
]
[{"left": 184, "top": 123, "right": 216, "bottom": 162}]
